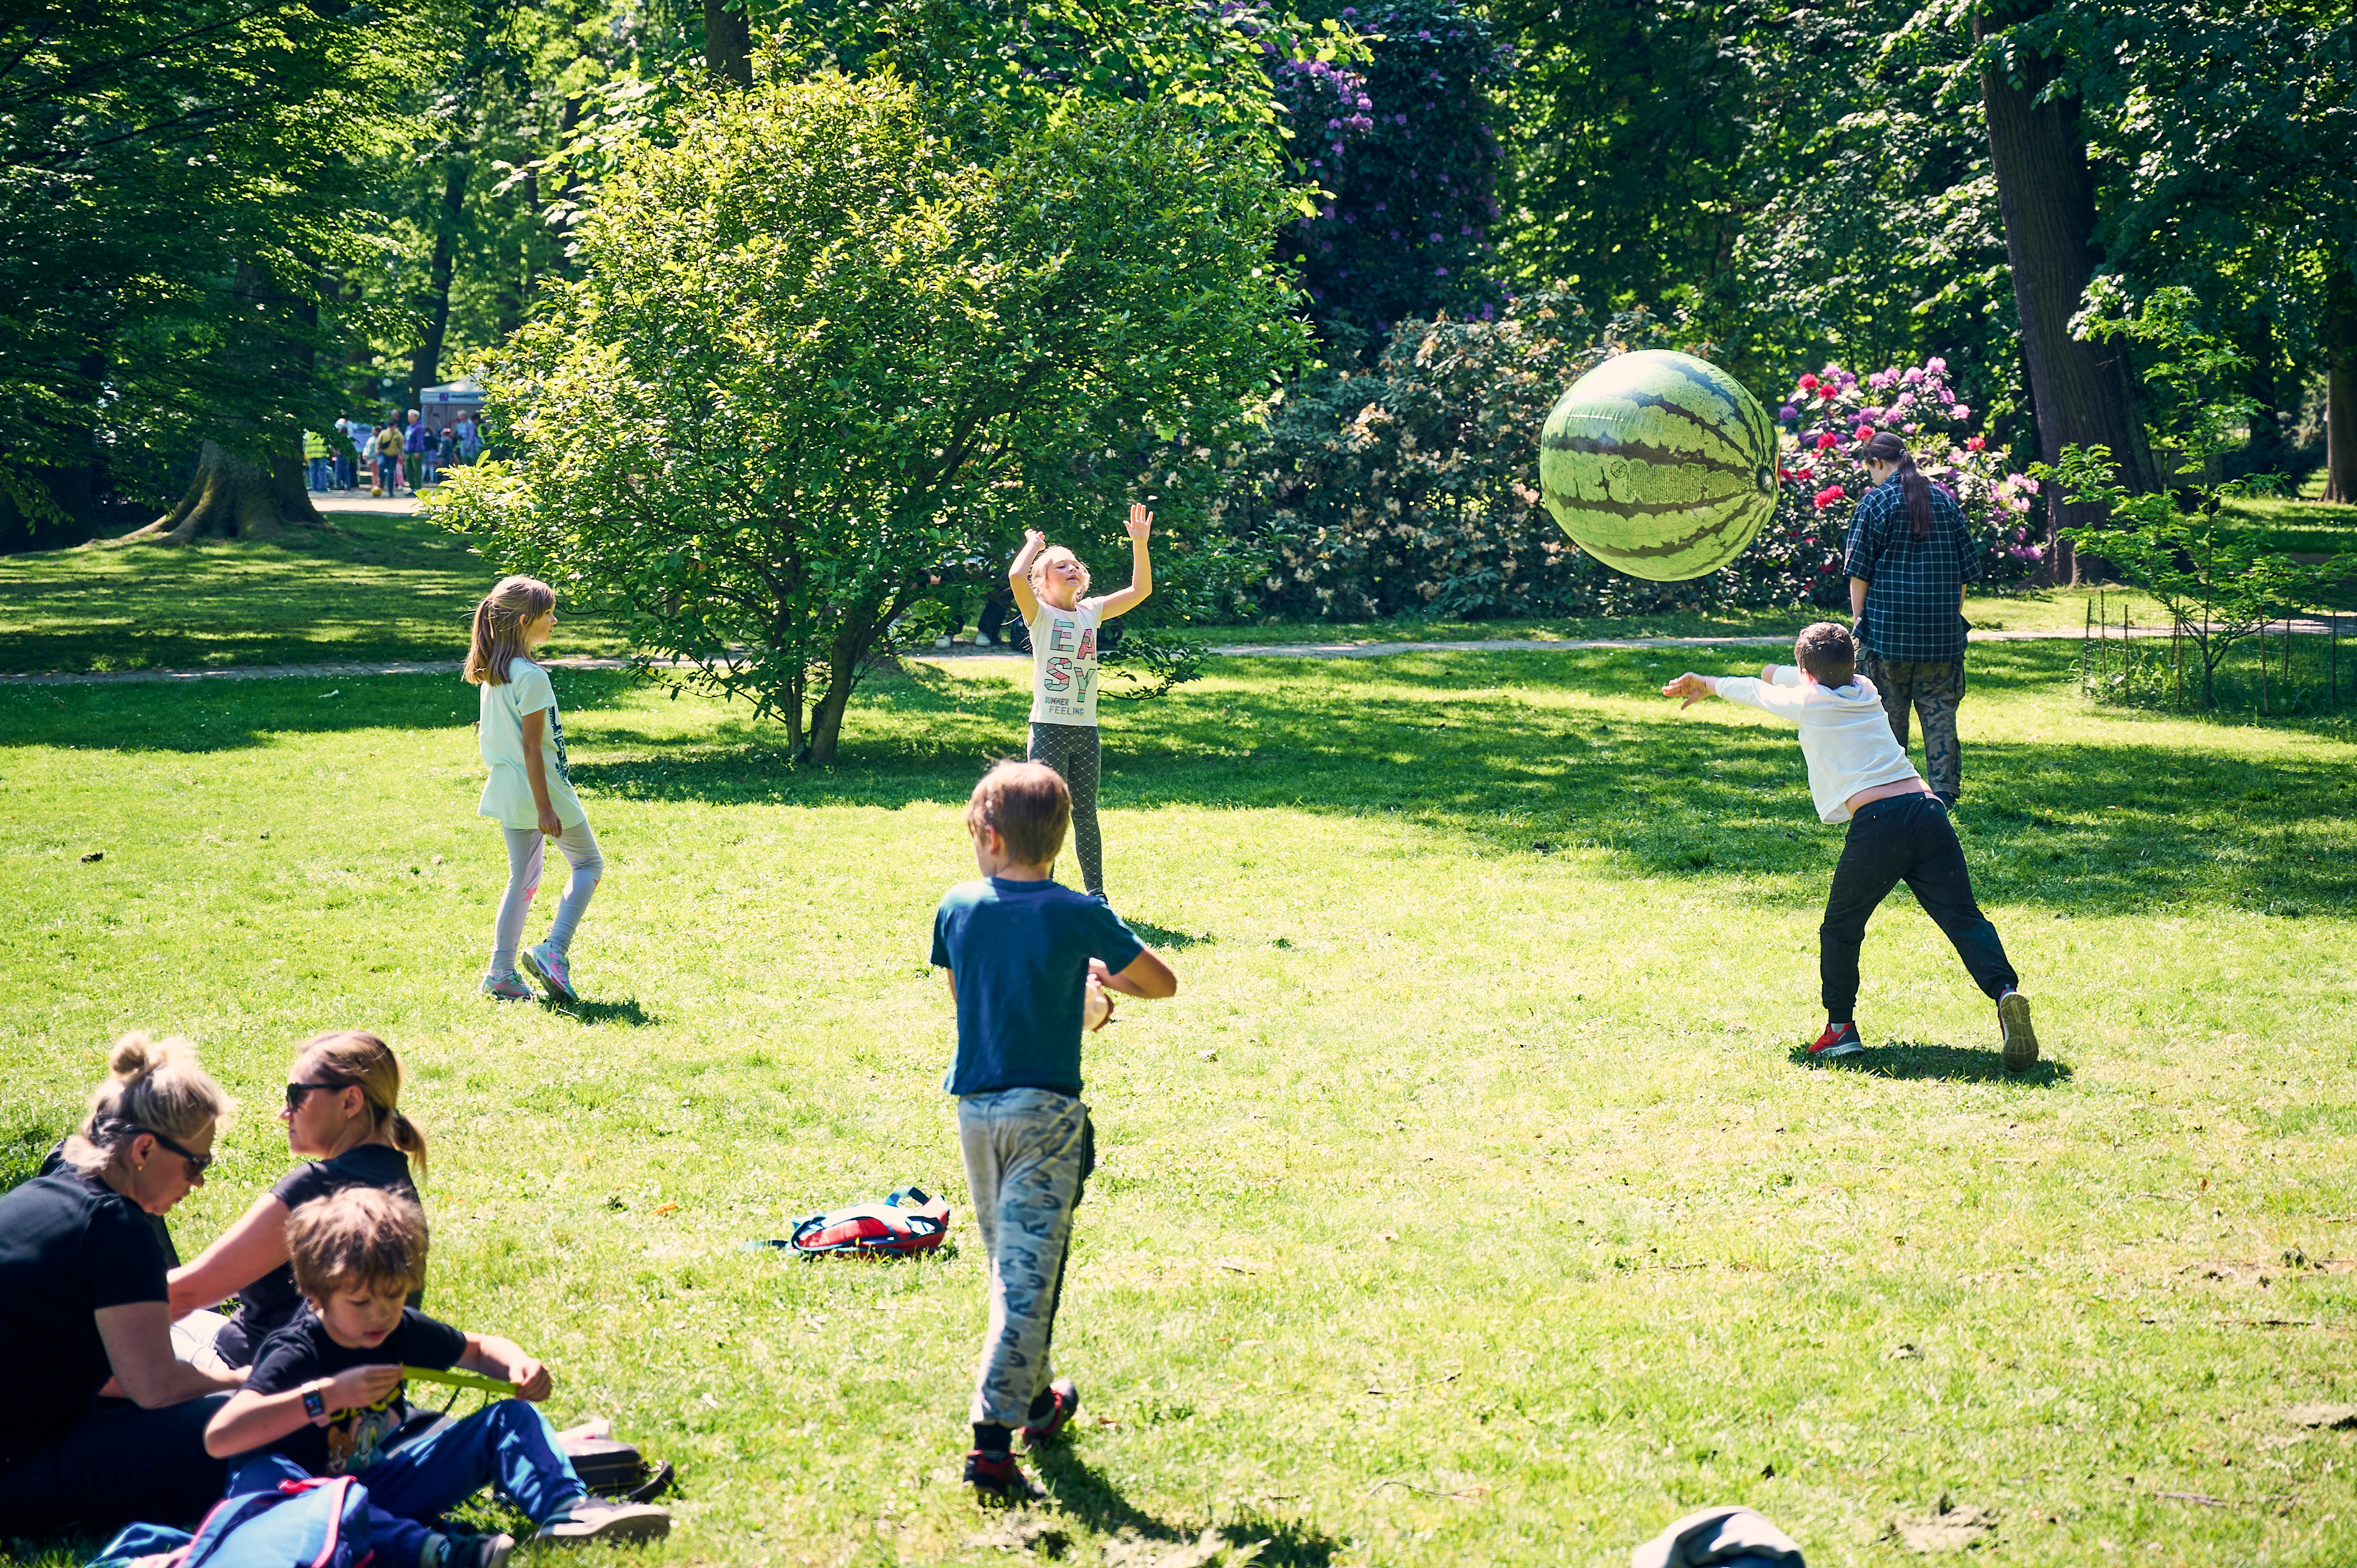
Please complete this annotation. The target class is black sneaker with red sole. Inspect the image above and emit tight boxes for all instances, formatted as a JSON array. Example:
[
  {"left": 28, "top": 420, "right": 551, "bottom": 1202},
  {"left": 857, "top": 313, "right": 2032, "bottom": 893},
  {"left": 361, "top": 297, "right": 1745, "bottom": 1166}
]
[
  {"left": 965, "top": 1448, "right": 1042, "bottom": 1502},
  {"left": 1808, "top": 1021, "right": 1865, "bottom": 1059},
  {"left": 1022, "top": 1378, "right": 1080, "bottom": 1448}
]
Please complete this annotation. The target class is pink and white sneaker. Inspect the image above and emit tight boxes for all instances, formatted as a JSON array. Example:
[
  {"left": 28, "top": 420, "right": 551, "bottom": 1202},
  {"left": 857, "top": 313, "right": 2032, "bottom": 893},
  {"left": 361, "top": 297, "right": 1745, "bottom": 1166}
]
[
  {"left": 480, "top": 971, "right": 533, "bottom": 1001},
  {"left": 519, "top": 941, "right": 576, "bottom": 1003}
]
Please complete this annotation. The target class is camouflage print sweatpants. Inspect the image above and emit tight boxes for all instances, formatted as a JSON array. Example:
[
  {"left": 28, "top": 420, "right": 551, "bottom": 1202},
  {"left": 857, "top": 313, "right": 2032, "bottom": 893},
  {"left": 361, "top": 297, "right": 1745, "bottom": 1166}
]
[
  {"left": 959, "top": 1087, "right": 1092, "bottom": 1428},
  {"left": 1861, "top": 652, "right": 1966, "bottom": 799}
]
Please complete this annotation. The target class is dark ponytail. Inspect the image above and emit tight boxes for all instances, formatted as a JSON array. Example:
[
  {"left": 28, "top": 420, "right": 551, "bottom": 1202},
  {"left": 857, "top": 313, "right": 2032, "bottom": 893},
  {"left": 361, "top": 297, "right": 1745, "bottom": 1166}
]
[{"left": 1861, "top": 431, "right": 1934, "bottom": 540}]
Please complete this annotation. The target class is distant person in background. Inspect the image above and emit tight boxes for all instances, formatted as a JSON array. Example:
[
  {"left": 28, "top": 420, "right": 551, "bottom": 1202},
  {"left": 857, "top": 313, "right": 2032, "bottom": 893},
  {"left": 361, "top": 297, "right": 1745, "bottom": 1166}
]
[
  {"left": 335, "top": 420, "right": 364, "bottom": 489},
  {"left": 403, "top": 410, "right": 427, "bottom": 494},
  {"left": 454, "top": 413, "right": 481, "bottom": 464},
  {"left": 435, "top": 426, "right": 458, "bottom": 480},
  {"left": 304, "top": 431, "right": 332, "bottom": 493},
  {"left": 1845, "top": 431, "right": 1980, "bottom": 807},
  {"left": 375, "top": 422, "right": 404, "bottom": 497}
]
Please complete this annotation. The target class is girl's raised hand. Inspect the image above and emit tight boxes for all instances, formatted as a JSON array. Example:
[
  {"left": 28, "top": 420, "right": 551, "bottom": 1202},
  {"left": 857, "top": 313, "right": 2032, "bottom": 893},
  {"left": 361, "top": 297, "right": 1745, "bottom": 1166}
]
[
  {"left": 1018, "top": 529, "right": 1046, "bottom": 559},
  {"left": 1124, "top": 504, "right": 1153, "bottom": 541}
]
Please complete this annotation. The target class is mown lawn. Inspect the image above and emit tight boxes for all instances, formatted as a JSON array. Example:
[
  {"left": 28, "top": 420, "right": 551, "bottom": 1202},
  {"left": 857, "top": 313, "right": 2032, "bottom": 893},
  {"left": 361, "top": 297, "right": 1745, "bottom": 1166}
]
[{"left": 6, "top": 643, "right": 2357, "bottom": 1567}]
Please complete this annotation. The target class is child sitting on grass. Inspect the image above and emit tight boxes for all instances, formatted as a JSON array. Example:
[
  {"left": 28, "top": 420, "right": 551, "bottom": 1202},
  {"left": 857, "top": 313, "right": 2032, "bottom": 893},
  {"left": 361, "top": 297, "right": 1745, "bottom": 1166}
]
[
  {"left": 1662, "top": 621, "right": 2039, "bottom": 1071},
  {"left": 205, "top": 1188, "right": 667, "bottom": 1568},
  {"left": 932, "top": 761, "right": 1178, "bottom": 1499}
]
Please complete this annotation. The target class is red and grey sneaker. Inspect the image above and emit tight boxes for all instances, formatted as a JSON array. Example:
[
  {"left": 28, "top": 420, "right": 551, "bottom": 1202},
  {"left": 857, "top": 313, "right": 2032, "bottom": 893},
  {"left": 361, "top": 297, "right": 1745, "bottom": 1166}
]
[
  {"left": 1808, "top": 1021, "right": 1865, "bottom": 1059},
  {"left": 1022, "top": 1378, "right": 1080, "bottom": 1448},
  {"left": 964, "top": 1448, "right": 1042, "bottom": 1502}
]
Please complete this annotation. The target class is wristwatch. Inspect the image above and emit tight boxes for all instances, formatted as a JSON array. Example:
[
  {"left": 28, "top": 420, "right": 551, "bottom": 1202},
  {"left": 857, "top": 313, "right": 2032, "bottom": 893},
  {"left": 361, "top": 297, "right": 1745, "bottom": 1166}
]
[{"left": 302, "top": 1379, "right": 330, "bottom": 1425}]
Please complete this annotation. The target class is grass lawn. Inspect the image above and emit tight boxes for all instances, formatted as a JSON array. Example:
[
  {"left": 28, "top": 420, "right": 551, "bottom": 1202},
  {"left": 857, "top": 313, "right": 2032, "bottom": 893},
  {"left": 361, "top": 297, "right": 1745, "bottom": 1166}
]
[
  {"left": 16, "top": 503, "right": 2355, "bottom": 675},
  {"left": 6, "top": 642, "right": 2357, "bottom": 1566}
]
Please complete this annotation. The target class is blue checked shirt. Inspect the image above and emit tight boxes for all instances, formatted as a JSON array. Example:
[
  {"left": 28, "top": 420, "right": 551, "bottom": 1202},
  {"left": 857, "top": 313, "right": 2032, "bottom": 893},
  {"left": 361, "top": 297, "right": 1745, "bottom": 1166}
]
[{"left": 1844, "top": 476, "right": 1979, "bottom": 661}]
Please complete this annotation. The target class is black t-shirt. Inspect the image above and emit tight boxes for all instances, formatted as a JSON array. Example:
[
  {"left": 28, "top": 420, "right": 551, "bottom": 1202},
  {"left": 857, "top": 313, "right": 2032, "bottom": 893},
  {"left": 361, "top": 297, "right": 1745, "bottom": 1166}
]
[
  {"left": 243, "top": 1307, "right": 466, "bottom": 1476},
  {"left": 220, "top": 1145, "right": 418, "bottom": 1361},
  {"left": 0, "top": 1170, "right": 169, "bottom": 1463}
]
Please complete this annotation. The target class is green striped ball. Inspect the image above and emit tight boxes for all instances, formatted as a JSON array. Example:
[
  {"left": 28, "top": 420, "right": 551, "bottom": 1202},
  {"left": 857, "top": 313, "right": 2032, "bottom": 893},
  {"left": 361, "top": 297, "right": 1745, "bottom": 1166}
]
[{"left": 1538, "top": 349, "right": 1778, "bottom": 582}]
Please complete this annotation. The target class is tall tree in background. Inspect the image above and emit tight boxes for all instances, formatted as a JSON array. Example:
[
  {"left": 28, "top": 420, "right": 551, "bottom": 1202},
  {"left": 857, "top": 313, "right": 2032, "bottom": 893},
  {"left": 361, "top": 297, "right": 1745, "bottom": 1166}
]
[
  {"left": 0, "top": 0, "right": 420, "bottom": 547},
  {"left": 1973, "top": 0, "right": 2157, "bottom": 562}
]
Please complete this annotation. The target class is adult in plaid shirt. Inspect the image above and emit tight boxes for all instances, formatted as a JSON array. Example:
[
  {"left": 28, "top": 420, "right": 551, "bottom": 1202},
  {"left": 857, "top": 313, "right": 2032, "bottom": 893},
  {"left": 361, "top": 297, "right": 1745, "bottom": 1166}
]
[{"left": 1844, "top": 431, "right": 1979, "bottom": 806}]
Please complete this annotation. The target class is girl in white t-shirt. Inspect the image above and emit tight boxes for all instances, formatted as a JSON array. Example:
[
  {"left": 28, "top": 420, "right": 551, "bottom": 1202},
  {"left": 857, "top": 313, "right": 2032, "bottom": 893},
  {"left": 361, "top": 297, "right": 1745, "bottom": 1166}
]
[
  {"left": 463, "top": 575, "right": 603, "bottom": 1003},
  {"left": 1006, "top": 505, "right": 1155, "bottom": 900}
]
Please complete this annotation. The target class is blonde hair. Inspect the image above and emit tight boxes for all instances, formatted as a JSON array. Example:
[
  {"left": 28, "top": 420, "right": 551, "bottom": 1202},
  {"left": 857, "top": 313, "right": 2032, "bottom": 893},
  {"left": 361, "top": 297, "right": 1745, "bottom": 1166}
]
[
  {"left": 294, "top": 1031, "right": 428, "bottom": 1174},
  {"left": 463, "top": 575, "right": 556, "bottom": 686},
  {"left": 965, "top": 759, "right": 1071, "bottom": 868},
  {"left": 1027, "top": 546, "right": 1090, "bottom": 598},
  {"left": 287, "top": 1187, "right": 429, "bottom": 1299},
  {"left": 60, "top": 1032, "right": 229, "bottom": 1176}
]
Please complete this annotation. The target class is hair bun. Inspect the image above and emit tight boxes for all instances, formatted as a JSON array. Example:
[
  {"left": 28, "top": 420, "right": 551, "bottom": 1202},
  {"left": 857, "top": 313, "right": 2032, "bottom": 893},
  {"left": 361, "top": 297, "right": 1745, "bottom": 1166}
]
[{"left": 110, "top": 1031, "right": 158, "bottom": 1079}]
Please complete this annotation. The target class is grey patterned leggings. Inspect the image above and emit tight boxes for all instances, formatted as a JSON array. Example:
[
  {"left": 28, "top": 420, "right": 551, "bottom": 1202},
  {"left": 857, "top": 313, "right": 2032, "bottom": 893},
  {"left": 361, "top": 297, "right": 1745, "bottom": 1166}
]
[
  {"left": 958, "top": 1089, "right": 1091, "bottom": 1427},
  {"left": 1028, "top": 721, "right": 1102, "bottom": 895}
]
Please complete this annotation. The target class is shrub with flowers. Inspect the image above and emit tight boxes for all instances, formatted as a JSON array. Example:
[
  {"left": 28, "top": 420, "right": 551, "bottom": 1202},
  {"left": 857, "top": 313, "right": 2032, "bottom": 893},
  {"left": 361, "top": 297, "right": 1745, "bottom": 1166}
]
[
  {"left": 1270, "top": 0, "right": 1511, "bottom": 344},
  {"left": 1773, "top": 358, "right": 2048, "bottom": 591},
  {"left": 1185, "top": 304, "right": 2051, "bottom": 622}
]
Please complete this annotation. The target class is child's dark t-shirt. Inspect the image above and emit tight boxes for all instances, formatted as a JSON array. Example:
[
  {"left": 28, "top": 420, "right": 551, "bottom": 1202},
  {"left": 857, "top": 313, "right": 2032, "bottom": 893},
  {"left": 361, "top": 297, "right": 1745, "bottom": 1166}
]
[
  {"left": 243, "top": 1307, "right": 466, "bottom": 1476},
  {"left": 931, "top": 876, "right": 1144, "bottom": 1096}
]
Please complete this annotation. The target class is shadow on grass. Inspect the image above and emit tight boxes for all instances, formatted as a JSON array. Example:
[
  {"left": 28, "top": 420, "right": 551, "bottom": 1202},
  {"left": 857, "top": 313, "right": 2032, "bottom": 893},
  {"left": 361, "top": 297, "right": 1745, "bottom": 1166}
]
[
  {"left": 14, "top": 647, "right": 2357, "bottom": 922},
  {"left": 1122, "top": 920, "right": 1211, "bottom": 950},
  {"left": 552, "top": 996, "right": 655, "bottom": 1028},
  {"left": 1791, "top": 1040, "right": 2076, "bottom": 1085},
  {"left": 1031, "top": 1448, "right": 1338, "bottom": 1567}
]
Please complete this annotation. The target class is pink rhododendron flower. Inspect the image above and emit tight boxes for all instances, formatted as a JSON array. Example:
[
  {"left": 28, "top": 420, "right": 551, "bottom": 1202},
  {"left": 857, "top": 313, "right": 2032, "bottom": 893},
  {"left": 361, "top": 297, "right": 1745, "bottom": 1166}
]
[{"left": 1949, "top": 403, "right": 1970, "bottom": 420}]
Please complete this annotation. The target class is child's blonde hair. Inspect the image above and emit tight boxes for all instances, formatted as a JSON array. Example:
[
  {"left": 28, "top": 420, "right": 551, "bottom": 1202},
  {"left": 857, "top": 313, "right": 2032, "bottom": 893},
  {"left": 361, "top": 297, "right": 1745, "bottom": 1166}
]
[
  {"left": 61, "top": 1032, "right": 229, "bottom": 1176},
  {"left": 1026, "top": 546, "right": 1090, "bottom": 599},
  {"left": 465, "top": 575, "right": 556, "bottom": 686},
  {"left": 294, "top": 1031, "right": 428, "bottom": 1175},
  {"left": 288, "top": 1186, "right": 430, "bottom": 1299}
]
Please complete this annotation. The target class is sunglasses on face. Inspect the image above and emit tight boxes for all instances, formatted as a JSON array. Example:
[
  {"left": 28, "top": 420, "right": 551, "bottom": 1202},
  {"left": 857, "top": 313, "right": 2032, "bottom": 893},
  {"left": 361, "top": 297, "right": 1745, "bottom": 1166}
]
[
  {"left": 142, "top": 1127, "right": 213, "bottom": 1177},
  {"left": 285, "top": 1080, "right": 349, "bottom": 1111}
]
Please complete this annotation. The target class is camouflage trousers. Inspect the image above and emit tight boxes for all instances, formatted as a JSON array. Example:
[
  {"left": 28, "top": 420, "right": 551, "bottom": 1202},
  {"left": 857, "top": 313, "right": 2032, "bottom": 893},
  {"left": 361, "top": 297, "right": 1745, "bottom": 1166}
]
[
  {"left": 958, "top": 1087, "right": 1092, "bottom": 1427},
  {"left": 1861, "top": 652, "right": 1965, "bottom": 799}
]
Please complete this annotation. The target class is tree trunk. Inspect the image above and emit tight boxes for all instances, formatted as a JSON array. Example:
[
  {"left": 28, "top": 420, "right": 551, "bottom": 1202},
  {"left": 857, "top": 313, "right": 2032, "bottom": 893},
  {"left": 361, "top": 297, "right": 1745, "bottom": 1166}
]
[
  {"left": 120, "top": 441, "right": 322, "bottom": 546},
  {"left": 409, "top": 160, "right": 472, "bottom": 406},
  {"left": 1977, "top": 4, "right": 2160, "bottom": 577},
  {"left": 704, "top": 0, "right": 753, "bottom": 87},
  {"left": 2326, "top": 269, "right": 2357, "bottom": 503}
]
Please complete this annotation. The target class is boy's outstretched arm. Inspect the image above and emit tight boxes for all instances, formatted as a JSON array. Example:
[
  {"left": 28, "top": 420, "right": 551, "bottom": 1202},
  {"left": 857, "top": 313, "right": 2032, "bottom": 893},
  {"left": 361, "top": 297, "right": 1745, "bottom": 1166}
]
[
  {"left": 1092, "top": 506, "right": 1154, "bottom": 620},
  {"left": 1664, "top": 665, "right": 1778, "bottom": 709}
]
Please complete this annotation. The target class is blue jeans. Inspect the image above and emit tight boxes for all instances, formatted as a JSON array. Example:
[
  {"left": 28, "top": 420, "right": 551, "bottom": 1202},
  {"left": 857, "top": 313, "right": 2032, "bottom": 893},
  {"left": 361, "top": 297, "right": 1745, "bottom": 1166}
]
[{"left": 228, "top": 1402, "right": 584, "bottom": 1568}]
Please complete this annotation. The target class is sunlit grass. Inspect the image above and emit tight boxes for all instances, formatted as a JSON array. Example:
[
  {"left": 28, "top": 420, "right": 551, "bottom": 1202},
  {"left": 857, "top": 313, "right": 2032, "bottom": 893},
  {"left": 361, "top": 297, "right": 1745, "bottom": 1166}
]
[{"left": 5, "top": 645, "right": 2357, "bottom": 1566}]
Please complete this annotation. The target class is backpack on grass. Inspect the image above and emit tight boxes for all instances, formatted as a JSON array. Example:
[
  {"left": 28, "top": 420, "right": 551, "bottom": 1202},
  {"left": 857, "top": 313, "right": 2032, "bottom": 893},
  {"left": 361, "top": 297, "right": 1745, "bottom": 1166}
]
[
  {"left": 87, "top": 1475, "right": 372, "bottom": 1568},
  {"left": 761, "top": 1186, "right": 951, "bottom": 1258}
]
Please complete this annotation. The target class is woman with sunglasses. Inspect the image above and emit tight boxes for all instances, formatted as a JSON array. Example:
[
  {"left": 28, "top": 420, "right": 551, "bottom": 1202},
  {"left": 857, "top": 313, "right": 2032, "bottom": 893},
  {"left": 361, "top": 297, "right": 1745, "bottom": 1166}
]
[
  {"left": 0, "top": 1032, "right": 243, "bottom": 1537},
  {"left": 170, "top": 1031, "right": 427, "bottom": 1367}
]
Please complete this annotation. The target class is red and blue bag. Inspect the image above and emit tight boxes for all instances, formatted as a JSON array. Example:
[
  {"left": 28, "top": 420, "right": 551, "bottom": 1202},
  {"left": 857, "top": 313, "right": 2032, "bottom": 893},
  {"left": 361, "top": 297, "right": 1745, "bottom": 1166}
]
[
  {"left": 764, "top": 1186, "right": 951, "bottom": 1258},
  {"left": 88, "top": 1475, "right": 373, "bottom": 1568}
]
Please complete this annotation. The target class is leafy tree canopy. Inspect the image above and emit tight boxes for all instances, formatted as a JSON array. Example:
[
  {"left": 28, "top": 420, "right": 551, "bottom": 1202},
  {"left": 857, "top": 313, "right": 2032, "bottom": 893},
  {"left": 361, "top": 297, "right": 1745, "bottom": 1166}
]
[{"left": 436, "top": 70, "right": 1308, "bottom": 761}]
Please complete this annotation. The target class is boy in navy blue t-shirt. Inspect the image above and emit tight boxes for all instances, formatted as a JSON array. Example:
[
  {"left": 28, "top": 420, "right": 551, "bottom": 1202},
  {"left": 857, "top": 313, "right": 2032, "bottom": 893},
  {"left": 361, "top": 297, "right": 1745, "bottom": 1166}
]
[{"left": 932, "top": 760, "right": 1176, "bottom": 1499}]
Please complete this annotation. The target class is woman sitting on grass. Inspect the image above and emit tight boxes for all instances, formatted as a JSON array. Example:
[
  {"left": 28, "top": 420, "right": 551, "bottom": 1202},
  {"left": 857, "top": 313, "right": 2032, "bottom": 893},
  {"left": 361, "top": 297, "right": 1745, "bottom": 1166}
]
[
  {"left": 170, "top": 1031, "right": 428, "bottom": 1367},
  {"left": 0, "top": 1034, "right": 244, "bottom": 1537}
]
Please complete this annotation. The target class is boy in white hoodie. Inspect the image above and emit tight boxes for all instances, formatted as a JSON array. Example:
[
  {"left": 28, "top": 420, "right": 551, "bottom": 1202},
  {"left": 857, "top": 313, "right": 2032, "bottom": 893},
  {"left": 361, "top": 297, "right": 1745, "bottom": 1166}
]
[{"left": 1664, "top": 621, "right": 2038, "bottom": 1070}]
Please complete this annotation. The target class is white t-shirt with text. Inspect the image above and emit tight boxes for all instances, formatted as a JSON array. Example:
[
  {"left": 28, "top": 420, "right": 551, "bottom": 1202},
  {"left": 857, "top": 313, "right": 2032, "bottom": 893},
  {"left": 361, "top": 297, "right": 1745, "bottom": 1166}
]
[
  {"left": 1028, "top": 599, "right": 1102, "bottom": 727},
  {"left": 476, "top": 656, "right": 585, "bottom": 829}
]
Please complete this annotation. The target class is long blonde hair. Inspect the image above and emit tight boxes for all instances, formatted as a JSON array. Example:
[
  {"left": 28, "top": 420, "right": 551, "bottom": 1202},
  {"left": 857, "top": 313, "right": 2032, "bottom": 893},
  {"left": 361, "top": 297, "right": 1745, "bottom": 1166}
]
[
  {"left": 463, "top": 575, "right": 555, "bottom": 687},
  {"left": 61, "top": 1032, "right": 229, "bottom": 1176},
  {"left": 295, "top": 1031, "right": 428, "bottom": 1174}
]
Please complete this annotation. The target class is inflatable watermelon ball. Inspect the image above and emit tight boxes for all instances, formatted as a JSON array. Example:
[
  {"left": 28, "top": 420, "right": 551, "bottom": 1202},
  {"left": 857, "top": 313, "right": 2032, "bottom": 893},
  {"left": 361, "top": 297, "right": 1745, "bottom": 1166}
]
[{"left": 1538, "top": 349, "right": 1778, "bottom": 582}]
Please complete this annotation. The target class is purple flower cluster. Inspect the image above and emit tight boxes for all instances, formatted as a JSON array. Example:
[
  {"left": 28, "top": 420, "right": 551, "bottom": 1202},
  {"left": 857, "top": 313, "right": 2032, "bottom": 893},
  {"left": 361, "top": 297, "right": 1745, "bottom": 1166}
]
[{"left": 1769, "top": 355, "right": 2045, "bottom": 583}]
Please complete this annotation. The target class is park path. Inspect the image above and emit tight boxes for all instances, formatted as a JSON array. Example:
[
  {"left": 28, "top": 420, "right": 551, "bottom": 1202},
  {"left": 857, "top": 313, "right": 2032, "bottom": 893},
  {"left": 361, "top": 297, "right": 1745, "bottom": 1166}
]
[{"left": 3, "top": 618, "right": 2346, "bottom": 687}]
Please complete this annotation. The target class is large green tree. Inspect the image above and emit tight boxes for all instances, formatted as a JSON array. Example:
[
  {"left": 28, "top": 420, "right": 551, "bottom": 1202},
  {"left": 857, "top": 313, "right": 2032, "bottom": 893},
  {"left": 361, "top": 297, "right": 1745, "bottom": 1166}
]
[
  {"left": 0, "top": 0, "right": 422, "bottom": 547},
  {"left": 437, "top": 72, "right": 1307, "bottom": 761}
]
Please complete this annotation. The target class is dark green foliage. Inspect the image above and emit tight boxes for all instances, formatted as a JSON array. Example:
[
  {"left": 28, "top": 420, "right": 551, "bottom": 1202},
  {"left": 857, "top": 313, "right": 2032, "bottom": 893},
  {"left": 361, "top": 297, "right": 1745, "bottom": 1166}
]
[
  {"left": 1276, "top": 0, "right": 1510, "bottom": 343},
  {"left": 0, "top": 0, "right": 422, "bottom": 529}
]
